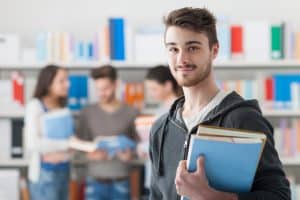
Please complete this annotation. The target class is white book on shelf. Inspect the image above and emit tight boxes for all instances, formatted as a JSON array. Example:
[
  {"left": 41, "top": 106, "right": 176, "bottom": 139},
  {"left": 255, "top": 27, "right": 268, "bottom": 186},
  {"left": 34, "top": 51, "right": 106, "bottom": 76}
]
[
  {"left": 0, "top": 34, "right": 20, "bottom": 63},
  {"left": 0, "top": 169, "right": 19, "bottom": 200},
  {"left": 0, "top": 120, "right": 11, "bottom": 160},
  {"left": 134, "top": 29, "right": 165, "bottom": 62},
  {"left": 243, "top": 21, "right": 270, "bottom": 61},
  {"left": 25, "top": 77, "right": 37, "bottom": 104},
  {"left": 125, "top": 22, "right": 134, "bottom": 62},
  {"left": 291, "top": 82, "right": 300, "bottom": 110},
  {"left": 283, "top": 22, "right": 296, "bottom": 60}
]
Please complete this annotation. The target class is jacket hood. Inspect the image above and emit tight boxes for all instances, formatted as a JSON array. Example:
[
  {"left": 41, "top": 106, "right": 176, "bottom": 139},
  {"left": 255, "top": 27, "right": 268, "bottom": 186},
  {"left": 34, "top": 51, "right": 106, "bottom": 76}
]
[{"left": 156, "top": 91, "right": 262, "bottom": 176}]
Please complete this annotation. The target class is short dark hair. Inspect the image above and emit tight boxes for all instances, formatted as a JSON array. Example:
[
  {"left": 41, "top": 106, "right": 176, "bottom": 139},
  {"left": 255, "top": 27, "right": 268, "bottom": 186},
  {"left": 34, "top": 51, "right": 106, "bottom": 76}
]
[
  {"left": 33, "top": 64, "right": 67, "bottom": 107},
  {"left": 163, "top": 7, "right": 218, "bottom": 48},
  {"left": 146, "top": 65, "right": 183, "bottom": 96},
  {"left": 90, "top": 65, "right": 117, "bottom": 81}
]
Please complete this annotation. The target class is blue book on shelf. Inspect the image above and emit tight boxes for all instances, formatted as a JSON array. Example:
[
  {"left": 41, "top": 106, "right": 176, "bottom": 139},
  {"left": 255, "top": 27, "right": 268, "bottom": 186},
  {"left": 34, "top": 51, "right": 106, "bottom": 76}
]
[
  {"left": 87, "top": 42, "right": 94, "bottom": 60},
  {"left": 216, "top": 23, "right": 230, "bottom": 60},
  {"left": 41, "top": 108, "right": 74, "bottom": 139},
  {"left": 244, "top": 80, "right": 253, "bottom": 100},
  {"left": 182, "top": 125, "right": 266, "bottom": 200},
  {"left": 68, "top": 75, "right": 80, "bottom": 110},
  {"left": 36, "top": 33, "right": 47, "bottom": 61},
  {"left": 273, "top": 74, "right": 300, "bottom": 109},
  {"left": 96, "top": 135, "right": 136, "bottom": 156},
  {"left": 79, "top": 76, "right": 88, "bottom": 108},
  {"left": 109, "top": 18, "right": 125, "bottom": 60}
]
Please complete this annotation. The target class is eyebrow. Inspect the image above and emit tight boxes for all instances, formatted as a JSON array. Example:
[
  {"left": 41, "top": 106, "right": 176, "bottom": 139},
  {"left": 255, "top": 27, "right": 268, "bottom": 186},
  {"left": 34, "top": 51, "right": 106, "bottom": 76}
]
[{"left": 165, "top": 41, "right": 203, "bottom": 46}]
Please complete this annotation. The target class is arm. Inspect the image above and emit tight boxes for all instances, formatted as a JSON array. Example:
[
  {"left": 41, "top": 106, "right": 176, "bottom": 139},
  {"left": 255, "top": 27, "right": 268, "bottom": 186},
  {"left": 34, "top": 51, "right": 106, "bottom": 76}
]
[
  {"left": 24, "top": 100, "right": 69, "bottom": 154},
  {"left": 149, "top": 126, "right": 163, "bottom": 200},
  {"left": 175, "top": 157, "right": 238, "bottom": 200},
  {"left": 227, "top": 108, "right": 291, "bottom": 200}
]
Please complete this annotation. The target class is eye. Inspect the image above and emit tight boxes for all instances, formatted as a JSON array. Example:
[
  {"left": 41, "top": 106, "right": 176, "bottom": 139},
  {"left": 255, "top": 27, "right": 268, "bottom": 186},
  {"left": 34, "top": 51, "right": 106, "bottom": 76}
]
[
  {"left": 188, "top": 46, "right": 200, "bottom": 52},
  {"left": 168, "top": 47, "right": 178, "bottom": 53}
]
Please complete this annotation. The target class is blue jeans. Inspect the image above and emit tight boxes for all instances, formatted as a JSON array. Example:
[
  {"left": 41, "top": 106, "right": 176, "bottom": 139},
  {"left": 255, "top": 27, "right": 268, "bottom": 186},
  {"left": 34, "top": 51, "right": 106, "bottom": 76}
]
[
  {"left": 85, "top": 177, "right": 130, "bottom": 200},
  {"left": 30, "top": 168, "right": 70, "bottom": 200}
]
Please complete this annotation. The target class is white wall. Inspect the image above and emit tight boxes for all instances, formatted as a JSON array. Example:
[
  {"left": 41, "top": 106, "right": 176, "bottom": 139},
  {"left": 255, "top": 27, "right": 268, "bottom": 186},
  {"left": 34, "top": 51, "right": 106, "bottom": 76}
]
[{"left": 0, "top": 0, "right": 300, "bottom": 46}]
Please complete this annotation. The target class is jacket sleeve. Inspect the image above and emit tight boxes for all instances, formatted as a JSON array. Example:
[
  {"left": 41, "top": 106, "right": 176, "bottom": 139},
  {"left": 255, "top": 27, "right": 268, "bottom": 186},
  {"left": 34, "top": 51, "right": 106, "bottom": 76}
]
[
  {"left": 226, "top": 108, "right": 291, "bottom": 200},
  {"left": 149, "top": 125, "right": 163, "bottom": 200}
]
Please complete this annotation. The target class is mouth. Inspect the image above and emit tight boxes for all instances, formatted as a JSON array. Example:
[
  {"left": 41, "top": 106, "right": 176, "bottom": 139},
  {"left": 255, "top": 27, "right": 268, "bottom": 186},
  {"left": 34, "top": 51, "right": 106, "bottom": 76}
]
[{"left": 176, "top": 64, "right": 196, "bottom": 72}]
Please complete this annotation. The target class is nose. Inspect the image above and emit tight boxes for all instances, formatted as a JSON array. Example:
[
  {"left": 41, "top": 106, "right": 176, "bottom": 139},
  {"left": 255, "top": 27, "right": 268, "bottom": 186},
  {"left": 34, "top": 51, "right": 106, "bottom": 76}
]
[{"left": 177, "top": 50, "right": 189, "bottom": 65}]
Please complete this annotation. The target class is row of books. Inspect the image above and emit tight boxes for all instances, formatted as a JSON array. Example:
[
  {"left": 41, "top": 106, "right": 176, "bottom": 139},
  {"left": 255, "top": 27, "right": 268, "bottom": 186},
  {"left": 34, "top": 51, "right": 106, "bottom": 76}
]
[
  {"left": 217, "top": 74, "right": 300, "bottom": 111},
  {"left": 274, "top": 118, "right": 300, "bottom": 158},
  {"left": 217, "top": 79, "right": 258, "bottom": 100},
  {"left": 0, "top": 17, "right": 165, "bottom": 63},
  {"left": 0, "top": 72, "right": 146, "bottom": 113},
  {"left": 264, "top": 74, "right": 300, "bottom": 110},
  {"left": 217, "top": 21, "right": 300, "bottom": 61},
  {"left": 36, "top": 18, "right": 129, "bottom": 62},
  {"left": 70, "top": 75, "right": 145, "bottom": 111},
  {"left": 3, "top": 72, "right": 300, "bottom": 114}
]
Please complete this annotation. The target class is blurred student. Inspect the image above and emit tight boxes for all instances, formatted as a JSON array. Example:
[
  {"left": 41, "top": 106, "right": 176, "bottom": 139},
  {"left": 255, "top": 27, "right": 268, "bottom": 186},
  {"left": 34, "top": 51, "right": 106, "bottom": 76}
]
[
  {"left": 76, "top": 65, "right": 139, "bottom": 200},
  {"left": 145, "top": 65, "right": 182, "bottom": 116},
  {"left": 139, "top": 65, "right": 182, "bottom": 194},
  {"left": 24, "top": 65, "right": 72, "bottom": 200}
]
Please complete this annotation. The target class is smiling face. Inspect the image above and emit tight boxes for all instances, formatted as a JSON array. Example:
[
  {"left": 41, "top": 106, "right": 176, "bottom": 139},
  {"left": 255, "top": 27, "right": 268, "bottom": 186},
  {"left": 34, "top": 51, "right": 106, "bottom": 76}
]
[
  {"left": 165, "top": 26, "right": 218, "bottom": 87},
  {"left": 48, "top": 69, "right": 69, "bottom": 98}
]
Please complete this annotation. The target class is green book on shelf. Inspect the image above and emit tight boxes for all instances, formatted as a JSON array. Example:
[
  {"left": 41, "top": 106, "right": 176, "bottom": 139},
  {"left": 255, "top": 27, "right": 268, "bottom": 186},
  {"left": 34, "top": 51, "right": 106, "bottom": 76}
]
[{"left": 271, "top": 24, "right": 284, "bottom": 59}]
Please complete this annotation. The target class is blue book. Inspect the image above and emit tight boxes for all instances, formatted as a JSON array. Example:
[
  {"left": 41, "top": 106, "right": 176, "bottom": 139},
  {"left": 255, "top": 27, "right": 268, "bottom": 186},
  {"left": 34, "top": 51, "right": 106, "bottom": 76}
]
[
  {"left": 182, "top": 125, "right": 266, "bottom": 200},
  {"left": 273, "top": 74, "right": 300, "bottom": 109},
  {"left": 68, "top": 75, "right": 80, "bottom": 110},
  {"left": 79, "top": 76, "right": 88, "bottom": 108},
  {"left": 109, "top": 18, "right": 125, "bottom": 60},
  {"left": 96, "top": 135, "right": 136, "bottom": 156},
  {"left": 216, "top": 23, "right": 230, "bottom": 61},
  {"left": 41, "top": 108, "right": 74, "bottom": 139}
]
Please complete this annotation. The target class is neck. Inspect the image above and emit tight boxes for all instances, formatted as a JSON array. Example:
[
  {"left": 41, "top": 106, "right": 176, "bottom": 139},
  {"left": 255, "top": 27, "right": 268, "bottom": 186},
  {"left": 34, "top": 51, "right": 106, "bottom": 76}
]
[
  {"left": 163, "top": 93, "right": 177, "bottom": 108},
  {"left": 42, "top": 95, "right": 61, "bottom": 109},
  {"left": 99, "top": 98, "right": 121, "bottom": 112},
  {"left": 183, "top": 75, "right": 219, "bottom": 114}
]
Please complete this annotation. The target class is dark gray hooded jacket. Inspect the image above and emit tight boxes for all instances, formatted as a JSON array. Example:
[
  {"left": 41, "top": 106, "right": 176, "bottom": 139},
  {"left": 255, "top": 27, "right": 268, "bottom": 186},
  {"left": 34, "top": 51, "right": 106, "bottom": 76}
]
[{"left": 149, "top": 91, "right": 290, "bottom": 200}]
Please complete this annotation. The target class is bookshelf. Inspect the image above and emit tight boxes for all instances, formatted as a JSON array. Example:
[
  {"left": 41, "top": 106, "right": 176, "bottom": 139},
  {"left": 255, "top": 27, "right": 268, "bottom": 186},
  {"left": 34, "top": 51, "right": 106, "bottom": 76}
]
[{"left": 1, "top": 60, "right": 300, "bottom": 70}]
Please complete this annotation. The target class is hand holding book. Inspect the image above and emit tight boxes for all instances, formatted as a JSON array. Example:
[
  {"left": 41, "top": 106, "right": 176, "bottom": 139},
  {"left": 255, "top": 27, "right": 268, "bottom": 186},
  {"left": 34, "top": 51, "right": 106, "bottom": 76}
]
[{"left": 179, "top": 125, "right": 266, "bottom": 200}]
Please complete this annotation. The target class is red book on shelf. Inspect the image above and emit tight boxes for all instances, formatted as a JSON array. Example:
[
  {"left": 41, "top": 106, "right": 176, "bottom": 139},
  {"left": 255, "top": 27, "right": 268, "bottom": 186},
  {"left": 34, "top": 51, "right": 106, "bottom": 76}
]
[
  {"left": 11, "top": 71, "right": 24, "bottom": 106},
  {"left": 231, "top": 25, "right": 243, "bottom": 58},
  {"left": 265, "top": 77, "right": 274, "bottom": 101}
]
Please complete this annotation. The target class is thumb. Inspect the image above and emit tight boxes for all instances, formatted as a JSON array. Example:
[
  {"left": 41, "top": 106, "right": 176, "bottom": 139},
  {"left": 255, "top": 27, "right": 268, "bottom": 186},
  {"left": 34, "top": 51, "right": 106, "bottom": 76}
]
[{"left": 196, "top": 155, "right": 205, "bottom": 174}]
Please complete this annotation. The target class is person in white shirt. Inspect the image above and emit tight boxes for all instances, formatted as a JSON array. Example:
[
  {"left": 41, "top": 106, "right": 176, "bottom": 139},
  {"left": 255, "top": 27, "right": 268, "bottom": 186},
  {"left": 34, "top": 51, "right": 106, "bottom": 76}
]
[{"left": 24, "top": 65, "right": 72, "bottom": 200}]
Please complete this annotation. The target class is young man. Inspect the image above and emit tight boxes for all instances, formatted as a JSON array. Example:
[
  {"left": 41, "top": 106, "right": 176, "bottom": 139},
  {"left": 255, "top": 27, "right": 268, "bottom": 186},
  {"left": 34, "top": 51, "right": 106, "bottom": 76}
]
[
  {"left": 149, "top": 7, "right": 291, "bottom": 200},
  {"left": 76, "top": 65, "right": 139, "bottom": 200}
]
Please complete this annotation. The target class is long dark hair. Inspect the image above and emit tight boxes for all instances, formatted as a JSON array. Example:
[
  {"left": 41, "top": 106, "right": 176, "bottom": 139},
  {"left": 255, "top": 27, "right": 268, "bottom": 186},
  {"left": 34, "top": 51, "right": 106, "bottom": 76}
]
[
  {"left": 146, "top": 65, "right": 183, "bottom": 97},
  {"left": 33, "top": 65, "right": 67, "bottom": 107}
]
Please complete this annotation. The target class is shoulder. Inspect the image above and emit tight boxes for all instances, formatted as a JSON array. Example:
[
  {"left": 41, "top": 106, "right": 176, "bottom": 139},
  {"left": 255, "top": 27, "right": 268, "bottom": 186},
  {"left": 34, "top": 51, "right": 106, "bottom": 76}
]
[
  {"left": 121, "top": 104, "right": 140, "bottom": 117},
  {"left": 26, "top": 98, "right": 43, "bottom": 113},
  {"left": 225, "top": 106, "right": 273, "bottom": 135},
  {"left": 80, "top": 103, "right": 98, "bottom": 114},
  {"left": 150, "top": 113, "right": 168, "bottom": 139}
]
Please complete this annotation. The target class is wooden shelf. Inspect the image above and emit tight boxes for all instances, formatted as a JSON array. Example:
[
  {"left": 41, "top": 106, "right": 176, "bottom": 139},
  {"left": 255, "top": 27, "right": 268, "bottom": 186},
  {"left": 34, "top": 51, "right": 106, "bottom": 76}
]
[
  {"left": 263, "top": 110, "right": 300, "bottom": 117},
  {"left": 0, "top": 159, "right": 28, "bottom": 167},
  {"left": 0, "top": 60, "right": 300, "bottom": 70},
  {"left": 281, "top": 157, "right": 300, "bottom": 166}
]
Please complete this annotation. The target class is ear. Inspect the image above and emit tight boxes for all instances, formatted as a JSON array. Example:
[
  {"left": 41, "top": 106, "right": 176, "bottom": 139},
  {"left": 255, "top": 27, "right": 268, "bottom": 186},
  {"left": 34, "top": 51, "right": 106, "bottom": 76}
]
[{"left": 211, "top": 43, "right": 219, "bottom": 60}]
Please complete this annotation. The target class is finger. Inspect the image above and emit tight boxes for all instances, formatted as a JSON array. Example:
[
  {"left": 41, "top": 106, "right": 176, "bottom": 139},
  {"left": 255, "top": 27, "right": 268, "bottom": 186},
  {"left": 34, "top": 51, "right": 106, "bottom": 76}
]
[
  {"left": 177, "top": 160, "right": 187, "bottom": 172},
  {"left": 196, "top": 155, "right": 205, "bottom": 175}
]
